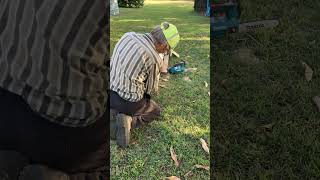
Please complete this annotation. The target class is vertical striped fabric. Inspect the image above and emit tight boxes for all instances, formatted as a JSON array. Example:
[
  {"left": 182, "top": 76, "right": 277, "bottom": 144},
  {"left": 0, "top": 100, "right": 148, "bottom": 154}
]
[
  {"left": 110, "top": 32, "right": 163, "bottom": 102},
  {"left": 0, "top": 0, "right": 108, "bottom": 127}
]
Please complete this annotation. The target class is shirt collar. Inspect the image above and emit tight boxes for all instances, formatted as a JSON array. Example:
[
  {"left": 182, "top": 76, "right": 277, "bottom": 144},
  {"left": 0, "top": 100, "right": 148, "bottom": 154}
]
[{"left": 144, "top": 33, "right": 155, "bottom": 44}]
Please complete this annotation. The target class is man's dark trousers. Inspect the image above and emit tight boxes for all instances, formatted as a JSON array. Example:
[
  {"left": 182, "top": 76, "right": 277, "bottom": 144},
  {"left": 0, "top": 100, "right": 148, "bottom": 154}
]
[
  {"left": 109, "top": 90, "right": 161, "bottom": 127},
  {"left": 0, "top": 87, "right": 108, "bottom": 178}
]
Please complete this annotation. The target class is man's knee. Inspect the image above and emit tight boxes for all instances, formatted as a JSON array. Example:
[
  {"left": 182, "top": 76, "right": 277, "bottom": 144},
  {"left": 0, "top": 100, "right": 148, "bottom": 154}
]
[{"left": 0, "top": 151, "right": 28, "bottom": 180}]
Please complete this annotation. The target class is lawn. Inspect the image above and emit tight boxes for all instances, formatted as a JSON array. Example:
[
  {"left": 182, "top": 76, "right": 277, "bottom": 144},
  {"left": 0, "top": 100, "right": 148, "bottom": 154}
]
[
  {"left": 110, "top": 1, "right": 210, "bottom": 179},
  {"left": 212, "top": 0, "right": 320, "bottom": 179}
]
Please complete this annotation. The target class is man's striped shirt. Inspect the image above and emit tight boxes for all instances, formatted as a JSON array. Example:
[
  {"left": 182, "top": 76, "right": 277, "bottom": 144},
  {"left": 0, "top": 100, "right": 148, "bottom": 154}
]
[
  {"left": 0, "top": 0, "right": 108, "bottom": 127},
  {"left": 110, "top": 32, "right": 163, "bottom": 102}
]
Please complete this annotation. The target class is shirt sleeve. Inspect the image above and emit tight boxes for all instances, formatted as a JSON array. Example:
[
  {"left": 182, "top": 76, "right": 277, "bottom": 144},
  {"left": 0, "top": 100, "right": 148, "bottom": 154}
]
[{"left": 145, "top": 63, "right": 160, "bottom": 95}]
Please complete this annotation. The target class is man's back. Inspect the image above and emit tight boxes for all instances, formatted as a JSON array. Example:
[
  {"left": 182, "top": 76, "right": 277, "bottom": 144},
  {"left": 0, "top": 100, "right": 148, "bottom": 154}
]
[
  {"left": 110, "top": 32, "right": 162, "bottom": 102},
  {"left": 0, "top": 0, "right": 108, "bottom": 127}
]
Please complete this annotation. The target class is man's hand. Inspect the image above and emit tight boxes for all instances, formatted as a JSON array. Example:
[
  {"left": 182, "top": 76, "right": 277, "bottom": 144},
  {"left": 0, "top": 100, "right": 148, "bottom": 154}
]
[
  {"left": 160, "top": 54, "right": 169, "bottom": 74},
  {"left": 160, "top": 72, "right": 169, "bottom": 82}
]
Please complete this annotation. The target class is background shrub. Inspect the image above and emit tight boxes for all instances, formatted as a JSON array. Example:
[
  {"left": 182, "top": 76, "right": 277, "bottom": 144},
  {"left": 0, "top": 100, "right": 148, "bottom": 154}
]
[{"left": 119, "top": 0, "right": 144, "bottom": 8}]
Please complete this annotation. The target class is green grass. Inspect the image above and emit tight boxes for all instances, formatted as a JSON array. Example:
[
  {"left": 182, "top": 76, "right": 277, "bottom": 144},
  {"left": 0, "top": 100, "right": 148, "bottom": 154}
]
[
  {"left": 213, "top": 0, "right": 320, "bottom": 179},
  {"left": 110, "top": 1, "right": 210, "bottom": 179}
]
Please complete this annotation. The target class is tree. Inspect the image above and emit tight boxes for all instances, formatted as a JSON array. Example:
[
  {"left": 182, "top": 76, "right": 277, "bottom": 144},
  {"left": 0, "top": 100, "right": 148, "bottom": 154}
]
[
  {"left": 194, "top": 0, "right": 207, "bottom": 15},
  {"left": 111, "top": 0, "right": 120, "bottom": 15}
]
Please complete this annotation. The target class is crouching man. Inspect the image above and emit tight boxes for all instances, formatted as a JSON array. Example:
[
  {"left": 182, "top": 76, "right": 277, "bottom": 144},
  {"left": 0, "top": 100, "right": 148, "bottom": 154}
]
[{"left": 110, "top": 22, "right": 180, "bottom": 147}]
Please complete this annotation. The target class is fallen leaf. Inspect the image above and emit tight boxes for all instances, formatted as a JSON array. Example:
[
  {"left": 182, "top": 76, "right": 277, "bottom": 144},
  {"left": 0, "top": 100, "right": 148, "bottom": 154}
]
[
  {"left": 184, "top": 171, "right": 193, "bottom": 178},
  {"left": 130, "top": 140, "right": 138, "bottom": 145},
  {"left": 232, "top": 48, "right": 260, "bottom": 65},
  {"left": 165, "top": 176, "right": 181, "bottom": 180},
  {"left": 301, "top": 61, "right": 313, "bottom": 81},
  {"left": 208, "top": 91, "right": 210, "bottom": 96},
  {"left": 221, "top": 79, "right": 227, "bottom": 85},
  {"left": 204, "top": 81, "right": 208, "bottom": 88},
  {"left": 261, "top": 122, "right": 275, "bottom": 131},
  {"left": 170, "top": 146, "right": 179, "bottom": 167},
  {"left": 115, "top": 165, "right": 119, "bottom": 176},
  {"left": 183, "top": 76, "right": 191, "bottom": 82},
  {"left": 184, "top": 68, "right": 197, "bottom": 72},
  {"left": 200, "top": 138, "right": 209, "bottom": 154},
  {"left": 313, "top": 96, "right": 320, "bottom": 112},
  {"left": 159, "top": 84, "right": 166, "bottom": 88},
  {"left": 220, "top": 79, "right": 228, "bottom": 89},
  {"left": 195, "top": 164, "right": 210, "bottom": 171},
  {"left": 161, "top": 78, "right": 169, "bottom": 82},
  {"left": 309, "top": 40, "right": 316, "bottom": 45}
]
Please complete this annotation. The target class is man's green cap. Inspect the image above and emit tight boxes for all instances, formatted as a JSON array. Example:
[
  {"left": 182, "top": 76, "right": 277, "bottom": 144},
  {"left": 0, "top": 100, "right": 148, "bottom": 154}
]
[{"left": 161, "top": 22, "right": 180, "bottom": 49}]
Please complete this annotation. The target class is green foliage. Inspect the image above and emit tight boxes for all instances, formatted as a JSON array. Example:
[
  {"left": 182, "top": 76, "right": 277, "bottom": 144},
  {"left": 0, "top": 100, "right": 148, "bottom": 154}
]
[{"left": 118, "top": 0, "right": 144, "bottom": 8}]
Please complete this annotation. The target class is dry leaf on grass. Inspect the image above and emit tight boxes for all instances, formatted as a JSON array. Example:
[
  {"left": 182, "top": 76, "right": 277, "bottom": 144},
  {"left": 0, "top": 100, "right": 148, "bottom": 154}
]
[
  {"left": 184, "top": 171, "right": 193, "bottom": 178},
  {"left": 208, "top": 91, "right": 210, "bottom": 96},
  {"left": 159, "top": 84, "right": 166, "bottom": 88},
  {"left": 184, "top": 68, "right": 197, "bottom": 72},
  {"left": 165, "top": 176, "right": 181, "bottom": 180},
  {"left": 115, "top": 165, "right": 120, "bottom": 176},
  {"left": 204, "top": 81, "right": 208, "bottom": 88},
  {"left": 183, "top": 76, "right": 192, "bottom": 82},
  {"left": 313, "top": 96, "right": 320, "bottom": 112},
  {"left": 194, "top": 164, "right": 210, "bottom": 171},
  {"left": 301, "top": 61, "right": 313, "bottom": 81},
  {"left": 200, "top": 138, "right": 209, "bottom": 154},
  {"left": 221, "top": 79, "right": 227, "bottom": 88},
  {"left": 232, "top": 48, "right": 260, "bottom": 65},
  {"left": 309, "top": 40, "right": 316, "bottom": 45},
  {"left": 261, "top": 122, "right": 275, "bottom": 131},
  {"left": 170, "top": 146, "right": 180, "bottom": 167}
]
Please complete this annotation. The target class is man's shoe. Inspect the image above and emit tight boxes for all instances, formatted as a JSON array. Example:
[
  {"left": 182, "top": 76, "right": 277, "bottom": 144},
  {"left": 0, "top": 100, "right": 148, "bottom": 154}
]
[
  {"left": 110, "top": 109, "right": 118, "bottom": 140},
  {"left": 116, "top": 114, "right": 132, "bottom": 148}
]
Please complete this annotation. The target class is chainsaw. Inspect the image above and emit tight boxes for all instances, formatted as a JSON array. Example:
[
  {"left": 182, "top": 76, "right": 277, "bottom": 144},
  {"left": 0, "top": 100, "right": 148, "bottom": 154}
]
[{"left": 211, "top": 0, "right": 279, "bottom": 38}]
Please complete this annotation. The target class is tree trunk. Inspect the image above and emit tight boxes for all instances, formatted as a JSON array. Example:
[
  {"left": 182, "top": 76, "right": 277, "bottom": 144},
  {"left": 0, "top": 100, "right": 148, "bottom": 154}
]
[{"left": 194, "top": 0, "right": 207, "bottom": 14}]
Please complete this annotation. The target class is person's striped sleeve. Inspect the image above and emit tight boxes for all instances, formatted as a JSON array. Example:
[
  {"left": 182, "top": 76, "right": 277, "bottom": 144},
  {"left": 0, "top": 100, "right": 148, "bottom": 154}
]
[{"left": 145, "top": 63, "right": 160, "bottom": 95}]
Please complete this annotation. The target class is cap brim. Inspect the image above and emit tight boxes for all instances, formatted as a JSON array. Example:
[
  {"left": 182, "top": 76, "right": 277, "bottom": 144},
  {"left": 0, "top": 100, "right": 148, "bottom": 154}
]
[{"left": 170, "top": 49, "right": 180, "bottom": 58}]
